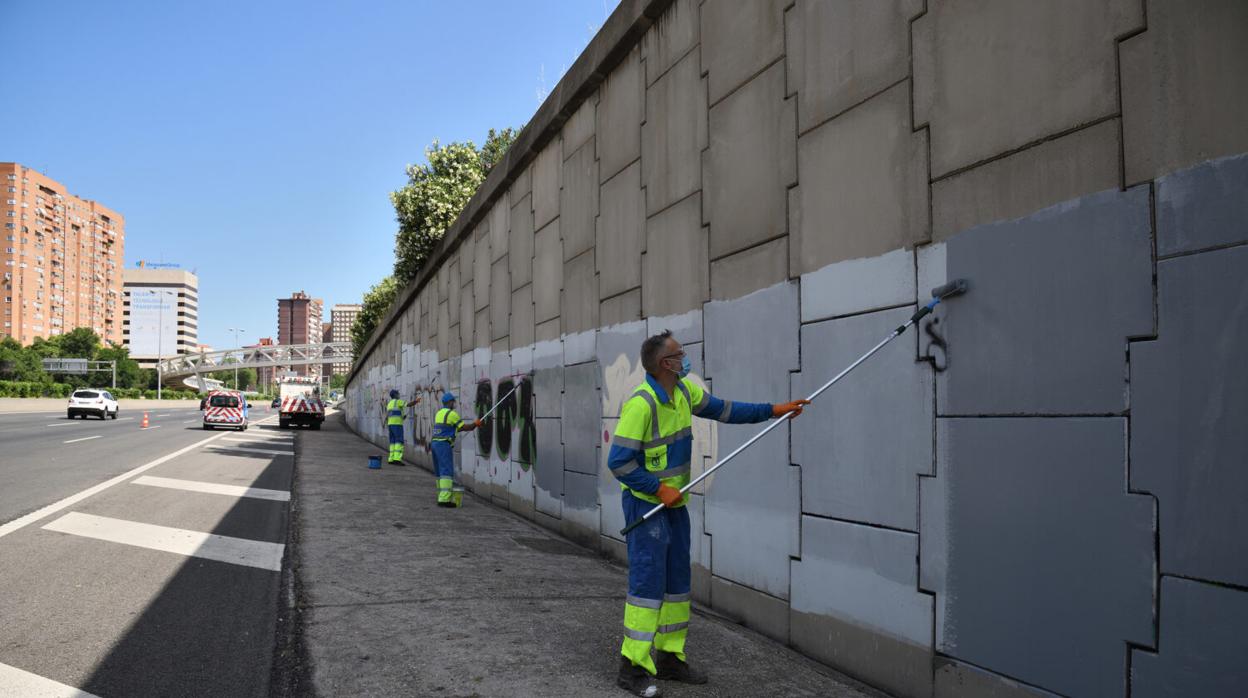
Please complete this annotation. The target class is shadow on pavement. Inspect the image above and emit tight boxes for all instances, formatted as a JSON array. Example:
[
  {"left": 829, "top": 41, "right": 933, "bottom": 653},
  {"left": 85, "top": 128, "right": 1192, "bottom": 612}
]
[{"left": 79, "top": 448, "right": 296, "bottom": 697}]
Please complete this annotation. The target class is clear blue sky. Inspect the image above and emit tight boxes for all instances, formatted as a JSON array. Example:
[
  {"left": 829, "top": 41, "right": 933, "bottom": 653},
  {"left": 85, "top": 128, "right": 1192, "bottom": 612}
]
[{"left": 0, "top": 0, "right": 614, "bottom": 349}]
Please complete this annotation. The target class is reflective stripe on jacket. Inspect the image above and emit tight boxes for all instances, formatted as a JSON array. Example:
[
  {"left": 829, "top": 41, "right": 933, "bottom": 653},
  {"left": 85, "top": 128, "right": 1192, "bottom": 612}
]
[
  {"left": 386, "top": 398, "right": 406, "bottom": 426},
  {"left": 607, "top": 374, "right": 773, "bottom": 506},
  {"left": 433, "top": 407, "right": 462, "bottom": 443}
]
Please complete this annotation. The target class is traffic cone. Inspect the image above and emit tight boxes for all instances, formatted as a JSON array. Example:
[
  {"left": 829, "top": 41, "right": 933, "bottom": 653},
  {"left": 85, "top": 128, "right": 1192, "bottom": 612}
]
[{"left": 141, "top": 411, "right": 149, "bottom": 429}]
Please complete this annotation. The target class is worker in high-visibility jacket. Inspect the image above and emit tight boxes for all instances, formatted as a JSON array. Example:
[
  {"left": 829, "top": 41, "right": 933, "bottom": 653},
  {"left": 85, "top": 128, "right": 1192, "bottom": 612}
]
[
  {"left": 608, "top": 330, "right": 809, "bottom": 697},
  {"left": 431, "top": 392, "right": 481, "bottom": 507},
  {"left": 383, "top": 389, "right": 417, "bottom": 464}
]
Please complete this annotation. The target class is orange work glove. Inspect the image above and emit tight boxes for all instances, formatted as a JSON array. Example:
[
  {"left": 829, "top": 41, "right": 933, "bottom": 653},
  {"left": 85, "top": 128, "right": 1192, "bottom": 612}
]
[
  {"left": 772, "top": 399, "right": 812, "bottom": 418},
  {"left": 474, "top": 419, "right": 483, "bottom": 428},
  {"left": 656, "top": 484, "right": 683, "bottom": 508}
]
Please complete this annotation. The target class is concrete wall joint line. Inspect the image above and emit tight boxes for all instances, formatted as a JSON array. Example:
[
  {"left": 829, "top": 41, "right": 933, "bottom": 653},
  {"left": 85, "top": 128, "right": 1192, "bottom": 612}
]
[
  {"left": 705, "top": 54, "right": 788, "bottom": 112},
  {"left": 797, "top": 511, "right": 919, "bottom": 536},
  {"left": 1160, "top": 572, "right": 1248, "bottom": 595},
  {"left": 1155, "top": 237, "right": 1248, "bottom": 262},
  {"left": 642, "top": 187, "right": 703, "bottom": 222},
  {"left": 929, "top": 114, "right": 1123, "bottom": 186},
  {"left": 647, "top": 41, "right": 702, "bottom": 91},
  {"left": 708, "top": 232, "right": 790, "bottom": 264},
  {"left": 794, "top": 75, "right": 912, "bottom": 141},
  {"left": 937, "top": 413, "right": 1127, "bottom": 419},
  {"left": 600, "top": 286, "right": 642, "bottom": 303},
  {"left": 599, "top": 156, "right": 642, "bottom": 188}
]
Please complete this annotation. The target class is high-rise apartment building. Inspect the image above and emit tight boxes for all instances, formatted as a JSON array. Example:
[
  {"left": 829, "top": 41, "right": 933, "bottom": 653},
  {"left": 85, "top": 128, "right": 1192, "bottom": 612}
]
[
  {"left": 277, "top": 291, "right": 323, "bottom": 377},
  {"left": 329, "top": 303, "right": 360, "bottom": 375},
  {"left": 1, "top": 163, "right": 124, "bottom": 345},
  {"left": 122, "top": 265, "right": 199, "bottom": 368}
]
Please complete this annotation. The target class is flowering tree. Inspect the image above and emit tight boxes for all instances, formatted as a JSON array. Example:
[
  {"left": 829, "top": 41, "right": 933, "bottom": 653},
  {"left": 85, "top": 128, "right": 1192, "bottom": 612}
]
[
  {"left": 390, "top": 128, "right": 517, "bottom": 284},
  {"left": 352, "top": 128, "right": 517, "bottom": 364}
]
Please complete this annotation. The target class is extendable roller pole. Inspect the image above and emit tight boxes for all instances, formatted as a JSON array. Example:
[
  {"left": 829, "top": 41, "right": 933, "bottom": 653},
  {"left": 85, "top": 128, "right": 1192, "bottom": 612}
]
[
  {"left": 475, "top": 373, "right": 530, "bottom": 422},
  {"left": 620, "top": 279, "right": 970, "bottom": 537}
]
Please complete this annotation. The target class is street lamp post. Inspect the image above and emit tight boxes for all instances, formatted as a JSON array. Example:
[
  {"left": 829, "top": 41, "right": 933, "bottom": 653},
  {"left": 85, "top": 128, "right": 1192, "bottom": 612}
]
[
  {"left": 155, "top": 289, "right": 171, "bottom": 400},
  {"left": 229, "top": 327, "right": 245, "bottom": 391}
]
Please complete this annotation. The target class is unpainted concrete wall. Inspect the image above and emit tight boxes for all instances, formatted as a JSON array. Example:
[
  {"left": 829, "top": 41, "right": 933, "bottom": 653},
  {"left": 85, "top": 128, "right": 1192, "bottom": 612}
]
[{"left": 346, "top": 1, "right": 1248, "bottom": 695}]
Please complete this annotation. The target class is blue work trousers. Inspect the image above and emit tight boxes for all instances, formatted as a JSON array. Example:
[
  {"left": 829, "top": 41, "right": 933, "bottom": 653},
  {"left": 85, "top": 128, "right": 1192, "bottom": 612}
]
[
  {"left": 623, "top": 490, "right": 691, "bottom": 601},
  {"left": 431, "top": 440, "right": 455, "bottom": 479},
  {"left": 387, "top": 424, "right": 405, "bottom": 462}
]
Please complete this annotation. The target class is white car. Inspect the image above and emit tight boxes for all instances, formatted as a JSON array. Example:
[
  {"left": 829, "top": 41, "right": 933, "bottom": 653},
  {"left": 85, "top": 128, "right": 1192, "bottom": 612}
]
[{"left": 67, "top": 389, "right": 119, "bottom": 420}]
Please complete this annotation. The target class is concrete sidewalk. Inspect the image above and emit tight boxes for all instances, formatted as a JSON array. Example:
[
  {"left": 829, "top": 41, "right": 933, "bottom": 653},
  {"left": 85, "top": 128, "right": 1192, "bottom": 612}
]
[{"left": 290, "top": 414, "right": 884, "bottom": 697}]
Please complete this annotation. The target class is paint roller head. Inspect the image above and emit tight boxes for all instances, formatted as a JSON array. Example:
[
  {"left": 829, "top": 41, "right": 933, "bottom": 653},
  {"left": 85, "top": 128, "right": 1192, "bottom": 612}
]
[{"left": 930, "top": 278, "right": 969, "bottom": 300}]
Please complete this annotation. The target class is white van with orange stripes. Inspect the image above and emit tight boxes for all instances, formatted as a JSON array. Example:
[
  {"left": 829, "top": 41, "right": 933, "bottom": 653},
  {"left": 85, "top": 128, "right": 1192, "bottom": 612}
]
[{"left": 201, "top": 390, "right": 250, "bottom": 431}]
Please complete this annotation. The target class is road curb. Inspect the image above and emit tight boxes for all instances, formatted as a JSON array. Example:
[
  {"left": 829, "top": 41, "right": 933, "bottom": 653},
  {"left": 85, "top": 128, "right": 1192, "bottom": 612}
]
[{"left": 270, "top": 427, "right": 314, "bottom": 697}]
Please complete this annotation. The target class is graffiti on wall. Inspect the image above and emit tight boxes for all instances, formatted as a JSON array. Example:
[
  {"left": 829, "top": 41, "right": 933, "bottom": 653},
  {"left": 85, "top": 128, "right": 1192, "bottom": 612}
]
[
  {"left": 474, "top": 375, "right": 536, "bottom": 470},
  {"left": 923, "top": 316, "right": 948, "bottom": 372},
  {"left": 410, "top": 384, "right": 447, "bottom": 448}
]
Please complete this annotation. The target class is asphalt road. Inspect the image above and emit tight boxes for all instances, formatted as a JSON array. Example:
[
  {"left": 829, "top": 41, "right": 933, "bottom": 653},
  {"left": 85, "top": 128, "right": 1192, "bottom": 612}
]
[{"left": 0, "top": 404, "right": 295, "bottom": 696}]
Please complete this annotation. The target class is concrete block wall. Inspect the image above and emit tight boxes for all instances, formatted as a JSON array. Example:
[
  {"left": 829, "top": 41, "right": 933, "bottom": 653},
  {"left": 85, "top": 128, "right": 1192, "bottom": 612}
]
[{"left": 346, "top": 1, "right": 1248, "bottom": 695}]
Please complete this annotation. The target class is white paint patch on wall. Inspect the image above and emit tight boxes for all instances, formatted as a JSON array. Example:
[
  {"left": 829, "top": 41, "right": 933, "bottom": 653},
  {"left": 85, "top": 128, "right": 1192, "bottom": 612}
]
[
  {"left": 791, "top": 515, "right": 933, "bottom": 646},
  {"left": 800, "top": 247, "right": 916, "bottom": 322}
]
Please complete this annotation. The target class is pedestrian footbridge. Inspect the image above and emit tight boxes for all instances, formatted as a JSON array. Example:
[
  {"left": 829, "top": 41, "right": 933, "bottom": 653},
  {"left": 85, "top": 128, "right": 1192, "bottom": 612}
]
[{"left": 156, "top": 343, "right": 352, "bottom": 384}]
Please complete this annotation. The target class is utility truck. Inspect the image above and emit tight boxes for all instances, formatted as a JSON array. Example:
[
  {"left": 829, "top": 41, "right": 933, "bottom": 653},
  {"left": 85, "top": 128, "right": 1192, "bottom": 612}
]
[{"left": 278, "top": 376, "right": 325, "bottom": 429}]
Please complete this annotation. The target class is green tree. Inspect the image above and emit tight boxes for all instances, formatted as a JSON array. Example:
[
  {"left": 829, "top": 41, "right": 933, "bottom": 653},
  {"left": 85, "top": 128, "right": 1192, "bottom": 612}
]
[
  {"left": 59, "top": 327, "right": 101, "bottom": 359},
  {"left": 0, "top": 337, "right": 46, "bottom": 382},
  {"left": 350, "top": 275, "right": 400, "bottom": 360},
  {"left": 390, "top": 128, "right": 517, "bottom": 284},
  {"left": 93, "top": 344, "right": 142, "bottom": 389},
  {"left": 208, "top": 358, "right": 257, "bottom": 391},
  {"left": 329, "top": 373, "right": 347, "bottom": 391}
]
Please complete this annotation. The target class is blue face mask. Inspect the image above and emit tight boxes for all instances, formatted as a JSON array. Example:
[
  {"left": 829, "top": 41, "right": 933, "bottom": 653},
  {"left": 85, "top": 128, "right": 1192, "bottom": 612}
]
[{"left": 669, "top": 355, "right": 691, "bottom": 378}]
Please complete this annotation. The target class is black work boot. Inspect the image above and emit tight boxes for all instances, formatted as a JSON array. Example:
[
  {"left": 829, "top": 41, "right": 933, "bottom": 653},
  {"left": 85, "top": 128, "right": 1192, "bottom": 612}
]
[
  {"left": 617, "top": 656, "right": 662, "bottom": 697},
  {"left": 654, "top": 651, "right": 708, "bottom": 684}
]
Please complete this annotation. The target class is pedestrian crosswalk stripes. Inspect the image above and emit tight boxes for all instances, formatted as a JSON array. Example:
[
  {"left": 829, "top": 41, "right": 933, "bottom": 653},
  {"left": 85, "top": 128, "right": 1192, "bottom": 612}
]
[
  {"left": 0, "top": 660, "right": 99, "bottom": 698},
  {"left": 42, "top": 512, "right": 285, "bottom": 571},
  {"left": 131, "top": 475, "right": 291, "bottom": 502}
]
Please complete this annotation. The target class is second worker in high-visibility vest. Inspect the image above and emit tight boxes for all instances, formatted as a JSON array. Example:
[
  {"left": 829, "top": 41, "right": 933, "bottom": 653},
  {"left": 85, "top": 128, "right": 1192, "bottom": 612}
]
[
  {"left": 608, "top": 330, "right": 809, "bottom": 697},
  {"left": 383, "top": 389, "right": 416, "bottom": 464},
  {"left": 431, "top": 392, "right": 481, "bottom": 507}
]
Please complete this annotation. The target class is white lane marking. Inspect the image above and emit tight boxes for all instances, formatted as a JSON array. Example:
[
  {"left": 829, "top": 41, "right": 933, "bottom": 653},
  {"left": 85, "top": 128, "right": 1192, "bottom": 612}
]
[
  {"left": 141, "top": 425, "right": 163, "bottom": 431},
  {"left": 183, "top": 419, "right": 199, "bottom": 424},
  {"left": 206, "top": 445, "right": 293, "bottom": 456},
  {"left": 155, "top": 413, "right": 171, "bottom": 417},
  {"left": 0, "top": 429, "right": 233, "bottom": 539},
  {"left": 45, "top": 422, "right": 80, "bottom": 427},
  {"left": 63, "top": 435, "right": 103, "bottom": 444},
  {"left": 132, "top": 475, "right": 290, "bottom": 502},
  {"left": 0, "top": 661, "right": 99, "bottom": 697},
  {"left": 221, "top": 436, "right": 294, "bottom": 444},
  {"left": 43, "top": 512, "right": 284, "bottom": 572},
  {"left": 115, "top": 417, "right": 133, "bottom": 422}
]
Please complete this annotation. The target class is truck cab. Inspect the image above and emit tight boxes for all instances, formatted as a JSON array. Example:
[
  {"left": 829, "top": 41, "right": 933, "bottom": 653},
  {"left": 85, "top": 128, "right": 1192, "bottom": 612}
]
[{"left": 277, "top": 377, "right": 325, "bottom": 429}]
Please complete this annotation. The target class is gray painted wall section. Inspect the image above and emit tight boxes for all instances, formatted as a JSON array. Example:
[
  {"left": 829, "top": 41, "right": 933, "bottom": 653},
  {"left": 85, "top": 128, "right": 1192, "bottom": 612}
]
[{"left": 937, "top": 187, "right": 1154, "bottom": 416}]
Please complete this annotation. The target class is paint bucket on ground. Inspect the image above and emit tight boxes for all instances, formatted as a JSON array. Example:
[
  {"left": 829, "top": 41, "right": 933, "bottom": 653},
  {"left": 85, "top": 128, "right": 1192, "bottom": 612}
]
[
  {"left": 368, "top": 455, "right": 382, "bottom": 469},
  {"left": 451, "top": 486, "right": 464, "bottom": 507}
]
